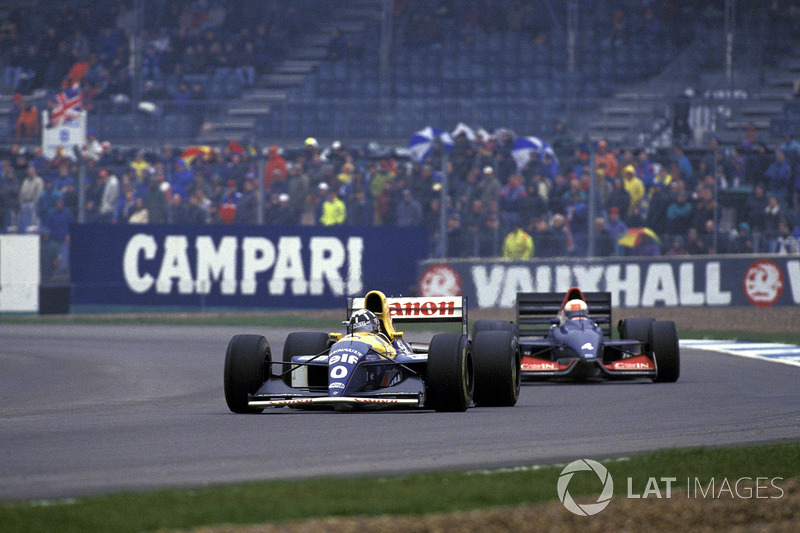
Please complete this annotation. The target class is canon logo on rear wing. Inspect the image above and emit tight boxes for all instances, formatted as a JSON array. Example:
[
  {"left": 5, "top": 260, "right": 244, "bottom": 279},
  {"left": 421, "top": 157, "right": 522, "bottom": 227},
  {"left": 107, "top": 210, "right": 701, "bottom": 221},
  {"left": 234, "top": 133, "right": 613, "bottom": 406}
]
[{"left": 351, "top": 296, "right": 464, "bottom": 321}]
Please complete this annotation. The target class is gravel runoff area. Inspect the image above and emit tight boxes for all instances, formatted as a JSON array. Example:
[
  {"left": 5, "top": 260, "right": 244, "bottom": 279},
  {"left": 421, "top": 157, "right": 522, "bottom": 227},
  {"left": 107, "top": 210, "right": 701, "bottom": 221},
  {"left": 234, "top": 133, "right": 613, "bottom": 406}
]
[
  {"left": 182, "top": 305, "right": 798, "bottom": 533},
  {"left": 189, "top": 480, "right": 799, "bottom": 532}
]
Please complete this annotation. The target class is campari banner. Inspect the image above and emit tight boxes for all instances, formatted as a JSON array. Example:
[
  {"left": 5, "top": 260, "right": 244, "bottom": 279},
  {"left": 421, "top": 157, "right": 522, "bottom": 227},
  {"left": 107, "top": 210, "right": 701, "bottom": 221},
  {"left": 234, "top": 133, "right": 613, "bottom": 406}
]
[
  {"left": 416, "top": 256, "right": 800, "bottom": 308},
  {"left": 71, "top": 224, "right": 427, "bottom": 308}
]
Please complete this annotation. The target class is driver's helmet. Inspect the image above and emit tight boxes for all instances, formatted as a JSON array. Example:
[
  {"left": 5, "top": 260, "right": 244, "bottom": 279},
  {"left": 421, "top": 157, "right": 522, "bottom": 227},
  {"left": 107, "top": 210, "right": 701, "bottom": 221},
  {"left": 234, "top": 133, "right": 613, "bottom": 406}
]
[
  {"left": 349, "top": 309, "right": 380, "bottom": 334},
  {"left": 563, "top": 299, "right": 589, "bottom": 320}
]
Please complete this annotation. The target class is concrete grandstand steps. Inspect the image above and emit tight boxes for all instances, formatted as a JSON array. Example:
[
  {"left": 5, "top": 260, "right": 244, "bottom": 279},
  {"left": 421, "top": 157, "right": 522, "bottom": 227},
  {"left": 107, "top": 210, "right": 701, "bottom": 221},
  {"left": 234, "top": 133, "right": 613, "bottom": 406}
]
[
  {"left": 600, "top": 103, "right": 657, "bottom": 116},
  {"left": 724, "top": 119, "right": 770, "bottom": 130},
  {"left": 228, "top": 103, "right": 271, "bottom": 116},
  {"left": 196, "top": 118, "right": 255, "bottom": 144},
  {"left": 739, "top": 102, "right": 785, "bottom": 115},
  {"left": 242, "top": 89, "right": 286, "bottom": 102},
  {"left": 275, "top": 60, "right": 319, "bottom": 75},
  {"left": 588, "top": 118, "right": 634, "bottom": 130},
  {"left": 750, "top": 89, "right": 794, "bottom": 101},
  {"left": 292, "top": 45, "right": 329, "bottom": 61},
  {"left": 766, "top": 73, "right": 797, "bottom": 90},
  {"left": 262, "top": 73, "right": 308, "bottom": 88},
  {"left": 613, "top": 92, "right": 667, "bottom": 100}
]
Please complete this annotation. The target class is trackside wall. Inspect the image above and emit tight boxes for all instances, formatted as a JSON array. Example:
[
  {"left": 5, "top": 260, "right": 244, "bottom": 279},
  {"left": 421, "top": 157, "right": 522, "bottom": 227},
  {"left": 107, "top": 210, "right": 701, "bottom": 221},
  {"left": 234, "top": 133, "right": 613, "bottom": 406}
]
[
  {"left": 416, "top": 257, "right": 800, "bottom": 308},
  {"left": 70, "top": 224, "right": 427, "bottom": 308}
]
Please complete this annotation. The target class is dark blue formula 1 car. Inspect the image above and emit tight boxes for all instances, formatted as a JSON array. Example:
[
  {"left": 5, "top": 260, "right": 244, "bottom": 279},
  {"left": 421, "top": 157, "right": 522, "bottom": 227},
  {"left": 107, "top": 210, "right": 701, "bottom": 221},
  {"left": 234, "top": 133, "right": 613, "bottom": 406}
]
[
  {"left": 492, "top": 287, "right": 679, "bottom": 382},
  {"left": 224, "top": 290, "right": 520, "bottom": 413}
]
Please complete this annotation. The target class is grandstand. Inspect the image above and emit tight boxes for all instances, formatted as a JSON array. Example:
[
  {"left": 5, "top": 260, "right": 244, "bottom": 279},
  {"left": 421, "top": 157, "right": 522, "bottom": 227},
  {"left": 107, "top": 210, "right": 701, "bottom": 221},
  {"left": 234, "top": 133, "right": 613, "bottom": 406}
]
[
  {"left": 2, "top": 0, "right": 800, "bottom": 265},
  {"left": 1, "top": 1, "right": 799, "bottom": 150}
]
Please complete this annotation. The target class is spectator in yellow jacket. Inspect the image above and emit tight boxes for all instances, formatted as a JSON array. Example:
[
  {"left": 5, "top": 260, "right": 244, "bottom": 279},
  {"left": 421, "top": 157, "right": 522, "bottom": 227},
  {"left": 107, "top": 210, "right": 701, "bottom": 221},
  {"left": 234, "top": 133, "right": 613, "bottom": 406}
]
[
  {"left": 319, "top": 189, "right": 346, "bottom": 225},
  {"left": 621, "top": 164, "right": 645, "bottom": 215},
  {"left": 503, "top": 224, "right": 534, "bottom": 259}
]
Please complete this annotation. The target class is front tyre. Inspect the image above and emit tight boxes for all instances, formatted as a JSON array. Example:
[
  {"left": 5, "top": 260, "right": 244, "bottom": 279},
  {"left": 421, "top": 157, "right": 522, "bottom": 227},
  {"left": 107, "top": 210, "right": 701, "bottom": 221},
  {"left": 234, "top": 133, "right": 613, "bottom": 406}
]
[
  {"left": 651, "top": 321, "right": 680, "bottom": 383},
  {"left": 618, "top": 317, "right": 654, "bottom": 347},
  {"left": 224, "top": 334, "right": 271, "bottom": 413},
  {"left": 281, "top": 332, "right": 330, "bottom": 386},
  {"left": 472, "top": 330, "right": 520, "bottom": 407},
  {"left": 426, "top": 333, "right": 473, "bottom": 412},
  {"left": 472, "top": 319, "right": 515, "bottom": 339}
]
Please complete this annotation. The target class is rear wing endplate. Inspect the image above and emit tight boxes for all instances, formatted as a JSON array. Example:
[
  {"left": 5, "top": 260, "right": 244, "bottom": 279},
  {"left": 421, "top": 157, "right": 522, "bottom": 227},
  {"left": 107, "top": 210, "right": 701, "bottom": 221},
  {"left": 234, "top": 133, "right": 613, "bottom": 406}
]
[{"left": 516, "top": 291, "right": 612, "bottom": 338}]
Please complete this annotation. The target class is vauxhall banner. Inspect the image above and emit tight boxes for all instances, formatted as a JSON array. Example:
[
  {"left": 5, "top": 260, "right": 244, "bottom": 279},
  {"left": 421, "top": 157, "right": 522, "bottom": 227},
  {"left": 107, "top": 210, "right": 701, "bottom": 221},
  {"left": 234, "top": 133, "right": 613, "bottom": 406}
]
[
  {"left": 416, "top": 256, "right": 800, "bottom": 308},
  {"left": 71, "top": 224, "right": 428, "bottom": 308}
]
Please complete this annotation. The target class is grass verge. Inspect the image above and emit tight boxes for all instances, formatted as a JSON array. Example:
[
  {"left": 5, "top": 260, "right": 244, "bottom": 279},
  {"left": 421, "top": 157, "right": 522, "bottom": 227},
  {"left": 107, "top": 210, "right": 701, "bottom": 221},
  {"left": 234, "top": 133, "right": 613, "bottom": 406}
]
[
  {"left": 1, "top": 441, "right": 797, "bottom": 533},
  {"left": 5, "top": 312, "right": 800, "bottom": 344}
]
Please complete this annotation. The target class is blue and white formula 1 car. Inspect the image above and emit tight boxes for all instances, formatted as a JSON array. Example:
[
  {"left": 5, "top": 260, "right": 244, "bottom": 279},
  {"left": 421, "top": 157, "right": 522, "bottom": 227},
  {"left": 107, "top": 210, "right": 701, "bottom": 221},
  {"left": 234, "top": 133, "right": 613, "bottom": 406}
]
[
  {"left": 224, "top": 290, "right": 520, "bottom": 413},
  {"left": 509, "top": 287, "right": 680, "bottom": 382}
]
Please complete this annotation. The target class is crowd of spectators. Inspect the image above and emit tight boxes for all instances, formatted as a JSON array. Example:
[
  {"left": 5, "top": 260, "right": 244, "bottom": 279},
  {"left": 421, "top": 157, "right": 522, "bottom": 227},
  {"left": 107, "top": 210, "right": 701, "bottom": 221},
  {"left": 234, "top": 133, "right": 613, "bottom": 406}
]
[
  {"left": 2, "top": 0, "right": 322, "bottom": 141},
  {"left": 2, "top": 120, "right": 800, "bottom": 280}
]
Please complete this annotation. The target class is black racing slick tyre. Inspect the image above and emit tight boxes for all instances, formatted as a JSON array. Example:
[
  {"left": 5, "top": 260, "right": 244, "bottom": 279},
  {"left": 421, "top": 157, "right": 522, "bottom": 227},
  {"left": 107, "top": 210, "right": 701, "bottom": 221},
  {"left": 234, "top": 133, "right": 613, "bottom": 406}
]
[
  {"left": 472, "top": 319, "right": 515, "bottom": 339},
  {"left": 224, "top": 334, "right": 271, "bottom": 414},
  {"left": 618, "top": 317, "right": 654, "bottom": 346},
  {"left": 426, "top": 333, "right": 473, "bottom": 412},
  {"left": 281, "top": 332, "right": 330, "bottom": 386},
  {"left": 472, "top": 330, "right": 521, "bottom": 407},
  {"left": 651, "top": 320, "right": 680, "bottom": 383}
]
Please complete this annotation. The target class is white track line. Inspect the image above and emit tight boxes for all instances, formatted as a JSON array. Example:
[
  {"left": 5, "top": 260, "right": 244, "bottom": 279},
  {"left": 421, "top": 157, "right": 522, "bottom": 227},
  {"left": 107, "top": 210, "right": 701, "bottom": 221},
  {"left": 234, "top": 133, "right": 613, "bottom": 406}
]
[{"left": 680, "top": 339, "right": 800, "bottom": 368}]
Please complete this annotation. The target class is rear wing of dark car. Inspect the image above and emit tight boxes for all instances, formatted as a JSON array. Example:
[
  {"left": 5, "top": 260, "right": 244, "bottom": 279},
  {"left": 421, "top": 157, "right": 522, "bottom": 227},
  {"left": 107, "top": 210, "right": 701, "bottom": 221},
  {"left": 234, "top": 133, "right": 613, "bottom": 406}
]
[{"left": 515, "top": 291, "right": 613, "bottom": 338}]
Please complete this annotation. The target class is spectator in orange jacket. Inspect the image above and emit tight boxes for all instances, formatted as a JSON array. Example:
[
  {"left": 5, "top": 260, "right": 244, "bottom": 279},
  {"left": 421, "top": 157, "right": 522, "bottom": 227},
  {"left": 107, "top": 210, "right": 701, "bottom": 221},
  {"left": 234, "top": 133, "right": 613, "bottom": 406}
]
[
  {"left": 595, "top": 140, "right": 619, "bottom": 178},
  {"left": 15, "top": 101, "right": 39, "bottom": 139}
]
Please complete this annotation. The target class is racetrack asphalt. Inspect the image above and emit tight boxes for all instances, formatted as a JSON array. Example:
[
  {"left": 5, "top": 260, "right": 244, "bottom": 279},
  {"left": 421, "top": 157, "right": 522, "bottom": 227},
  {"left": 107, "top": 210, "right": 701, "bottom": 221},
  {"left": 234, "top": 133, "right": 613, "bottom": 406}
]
[{"left": 1, "top": 324, "right": 799, "bottom": 502}]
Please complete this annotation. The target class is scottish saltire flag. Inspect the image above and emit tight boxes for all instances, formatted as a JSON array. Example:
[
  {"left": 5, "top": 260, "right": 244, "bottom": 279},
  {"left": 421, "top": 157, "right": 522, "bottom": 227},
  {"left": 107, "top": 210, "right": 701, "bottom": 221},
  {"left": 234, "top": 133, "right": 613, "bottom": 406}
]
[
  {"left": 512, "top": 136, "right": 557, "bottom": 170},
  {"left": 49, "top": 85, "right": 83, "bottom": 126},
  {"left": 407, "top": 127, "right": 454, "bottom": 163}
]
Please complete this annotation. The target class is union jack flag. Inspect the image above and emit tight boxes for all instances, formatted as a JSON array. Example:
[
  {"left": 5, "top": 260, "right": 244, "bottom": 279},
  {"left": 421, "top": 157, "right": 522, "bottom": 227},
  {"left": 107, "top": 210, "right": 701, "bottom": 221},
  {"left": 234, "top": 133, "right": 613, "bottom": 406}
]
[{"left": 49, "top": 85, "right": 83, "bottom": 127}]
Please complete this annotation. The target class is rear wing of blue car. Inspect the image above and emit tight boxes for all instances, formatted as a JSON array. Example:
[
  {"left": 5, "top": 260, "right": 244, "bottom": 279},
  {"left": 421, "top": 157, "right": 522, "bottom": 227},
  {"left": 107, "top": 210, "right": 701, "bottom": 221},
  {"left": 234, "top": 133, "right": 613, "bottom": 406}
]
[
  {"left": 348, "top": 290, "right": 468, "bottom": 336},
  {"left": 516, "top": 291, "right": 613, "bottom": 338}
]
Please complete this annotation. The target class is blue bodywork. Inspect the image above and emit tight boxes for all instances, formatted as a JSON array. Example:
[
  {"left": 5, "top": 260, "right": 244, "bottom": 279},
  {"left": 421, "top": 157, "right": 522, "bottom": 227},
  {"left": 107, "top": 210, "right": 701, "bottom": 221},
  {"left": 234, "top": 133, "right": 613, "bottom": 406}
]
[{"left": 250, "top": 332, "right": 429, "bottom": 409}]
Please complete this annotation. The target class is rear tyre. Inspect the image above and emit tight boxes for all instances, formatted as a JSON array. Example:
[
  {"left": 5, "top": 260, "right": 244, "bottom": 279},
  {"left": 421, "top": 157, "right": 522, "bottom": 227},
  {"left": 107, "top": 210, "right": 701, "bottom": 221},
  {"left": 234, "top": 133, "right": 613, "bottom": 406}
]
[
  {"left": 472, "top": 319, "right": 515, "bottom": 339},
  {"left": 282, "top": 332, "right": 330, "bottom": 385},
  {"left": 618, "top": 317, "right": 654, "bottom": 346},
  {"left": 472, "top": 330, "right": 521, "bottom": 407},
  {"left": 427, "top": 333, "right": 473, "bottom": 412},
  {"left": 224, "top": 334, "right": 271, "bottom": 414},
  {"left": 651, "top": 321, "right": 680, "bottom": 383}
]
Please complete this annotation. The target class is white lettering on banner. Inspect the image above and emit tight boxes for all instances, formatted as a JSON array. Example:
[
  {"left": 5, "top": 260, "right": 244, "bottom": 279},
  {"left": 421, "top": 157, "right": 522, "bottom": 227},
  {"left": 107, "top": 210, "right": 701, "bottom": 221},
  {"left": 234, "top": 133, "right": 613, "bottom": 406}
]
[
  {"left": 706, "top": 262, "right": 732, "bottom": 305},
  {"left": 122, "top": 234, "right": 363, "bottom": 296},
  {"left": 309, "top": 237, "right": 345, "bottom": 295},
  {"left": 572, "top": 265, "right": 604, "bottom": 292},
  {"left": 469, "top": 261, "right": 734, "bottom": 308},
  {"left": 679, "top": 263, "right": 704, "bottom": 305},
  {"left": 502, "top": 267, "right": 534, "bottom": 306},
  {"left": 555, "top": 265, "right": 573, "bottom": 293},
  {"left": 535, "top": 265, "right": 551, "bottom": 292},
  {"left": 268, "top": 236, "right": 306, "bottom": 295},
  {"left": 347, "top": 238, "right": 363, "bottom": 295},
  {"left": 605, "top": 264, "right": 641, "bottom": 307},
  {"left": 641, "top": 263, "right": 678, "bottom": 307},
  {"left": 124, "top": 234, "right": 157, "bottom": 293},
  {"left": 156, "top": 236, "right": 193, "bottom": 294},
  {"left": 196, "top": 236, "right": 237, "bottom": 295},
  {"left": 786, "top": 261, "right": 800, "bottom": 304},
  {"left": 241, "top": 237, "right": 276, "bottom": 295},
  {"left": 473, "top": 265, "right": 507, "bottom": 308}
]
